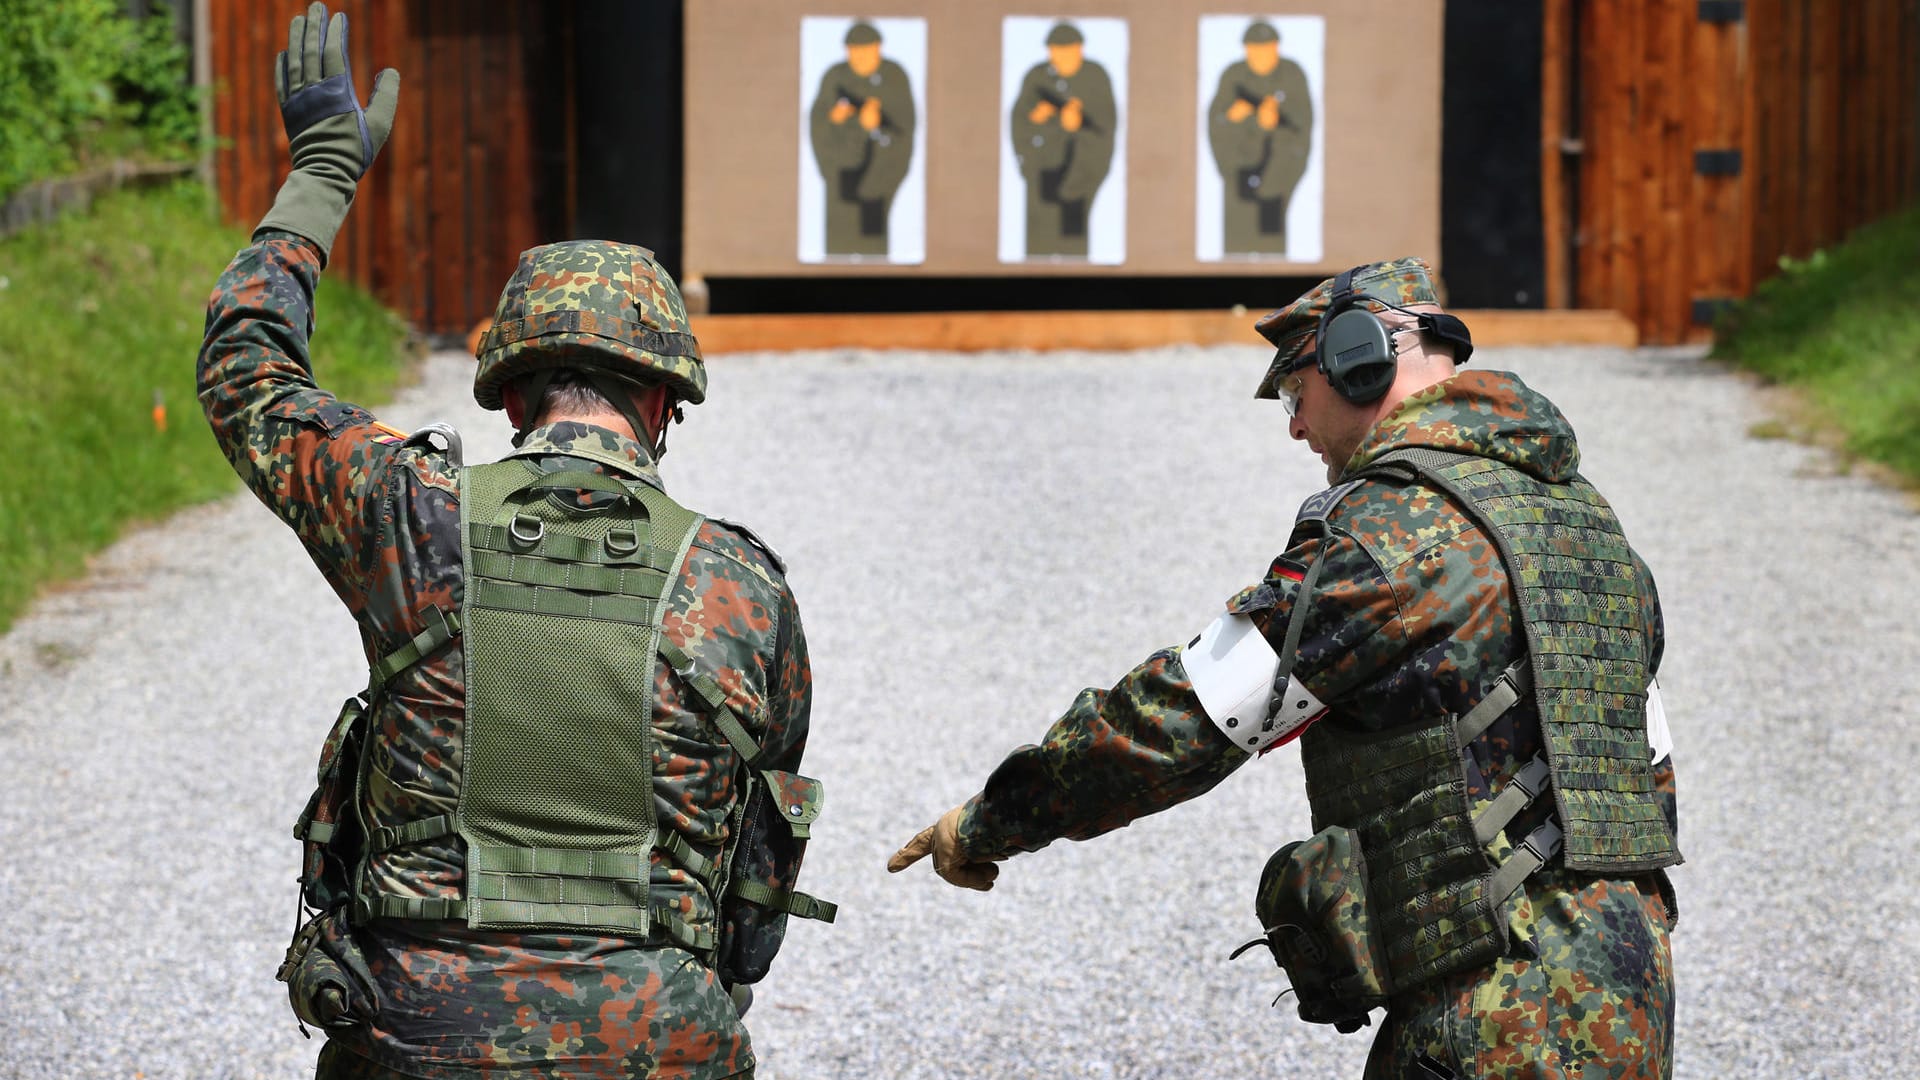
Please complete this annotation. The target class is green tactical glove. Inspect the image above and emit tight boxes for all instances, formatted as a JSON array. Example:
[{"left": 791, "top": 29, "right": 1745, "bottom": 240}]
[
  {"left": 253, "top": 1, "right": 400, "bottom": 264},
  {"left": 886, "top": 804, "right": 1002, "bottom": 891}
]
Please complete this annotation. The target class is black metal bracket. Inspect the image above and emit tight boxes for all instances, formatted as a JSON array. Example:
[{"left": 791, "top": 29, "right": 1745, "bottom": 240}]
[
  {"left": 1694, "top": 149, "right": 1744, "bottom": 177},
  {"left": 1698, "top": 0, "right": 1746, "bottom": 24},
  {"left": 1692, "top": 297, "right": 1738, "bottom": 326}
]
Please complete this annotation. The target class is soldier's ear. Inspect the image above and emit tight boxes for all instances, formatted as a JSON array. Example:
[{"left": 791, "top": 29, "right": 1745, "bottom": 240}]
[{"left": 502, "top": 384, "right": 525, "bottom": 428}]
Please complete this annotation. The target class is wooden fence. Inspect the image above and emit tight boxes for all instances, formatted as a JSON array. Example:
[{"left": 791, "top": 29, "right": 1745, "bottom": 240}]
[
  {"left": 1553, "top": 0, "right": 1920, "bottom": 343},
  {"left": 208, "top": 0, "right": 570, "bottom": 337},
  {"left": 1749, "top": 0, "right": 1920, "bottom": 284}
]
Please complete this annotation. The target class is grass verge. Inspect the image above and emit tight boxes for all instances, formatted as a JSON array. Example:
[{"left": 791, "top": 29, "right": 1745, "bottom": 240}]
[
  {"left": 1711, "top": 205, "right": 1920, "bottom": 492},
  {"left": 0, "top": 180, "right": 415, "bottom": 633}
]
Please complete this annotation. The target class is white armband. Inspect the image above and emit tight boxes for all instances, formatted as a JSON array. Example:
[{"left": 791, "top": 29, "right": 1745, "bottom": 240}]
[
  {"left": 1181, "top": 613, "right": 1326, "bottom": 754},
  {"left": 1646, "top": 678, "right": 1672, "bottom": 764}
]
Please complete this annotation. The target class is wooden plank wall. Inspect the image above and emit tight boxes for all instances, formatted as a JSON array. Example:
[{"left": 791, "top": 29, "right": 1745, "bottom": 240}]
[
  {"left": 1568, "top": 0, "right": 1920, "bottom": 343},
  {"left": 1571, "top": 0, "right": 1751, "bottom": 344},
  {"left": 1749, "top": 0, "right": 1920, "bottom": 286},
  {"left": 208, "top": 1, "right": 568, "bottom": 336}
]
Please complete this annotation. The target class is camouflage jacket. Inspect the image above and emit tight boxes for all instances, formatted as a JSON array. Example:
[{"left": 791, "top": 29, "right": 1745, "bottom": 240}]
[
  {"left": 956, "top": 370, "right": 1665, "bottom": 862},
  {"left": 201, "top": 233, "right": 810, "bottom": 1077}
]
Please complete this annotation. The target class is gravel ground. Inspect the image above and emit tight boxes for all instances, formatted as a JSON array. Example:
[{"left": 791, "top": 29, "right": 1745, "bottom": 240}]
[{"left": 2, "top": 342, "right": 1917, "bottom": 1079}]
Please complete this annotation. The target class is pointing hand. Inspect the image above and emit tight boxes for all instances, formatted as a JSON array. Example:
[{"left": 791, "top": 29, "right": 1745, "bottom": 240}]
[{"left": 887, "top": 805, "right": 1001, "bottom": 891}]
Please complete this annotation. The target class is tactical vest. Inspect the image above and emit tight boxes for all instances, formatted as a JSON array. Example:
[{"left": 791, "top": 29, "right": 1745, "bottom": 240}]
[
  {"left": 288, "top": 440, "right": 833, "bottom": 975},
  {"left": 1288, "top": 447, "right": 1679, "bottom": 993}
]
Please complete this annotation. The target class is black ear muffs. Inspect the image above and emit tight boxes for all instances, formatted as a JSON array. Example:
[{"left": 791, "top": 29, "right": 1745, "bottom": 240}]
[
  {"left": 1312, "top": 267, "right": 1477, "bottom": 404},
  {"left": 1315, "top": 267, "right": 1399, "bottom": 404}
]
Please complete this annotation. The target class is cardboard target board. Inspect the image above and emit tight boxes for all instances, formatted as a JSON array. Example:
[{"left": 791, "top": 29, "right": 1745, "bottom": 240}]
[{"left": 685, "top": 1, "right": 1440, "bottom": 279}]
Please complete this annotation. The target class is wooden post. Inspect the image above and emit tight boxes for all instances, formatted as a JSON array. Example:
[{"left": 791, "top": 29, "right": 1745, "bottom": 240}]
[{"left": 1541, "top": 0, "right": 1572, "bottom": 310}]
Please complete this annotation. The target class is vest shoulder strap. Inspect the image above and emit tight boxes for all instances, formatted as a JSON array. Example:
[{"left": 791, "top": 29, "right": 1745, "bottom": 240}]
[
  {"left": 708, "top": 516, "right": 788, "bottom": 576},
  {"left": 1294, "top": 478, "right": 1366, "bottom": 529}
]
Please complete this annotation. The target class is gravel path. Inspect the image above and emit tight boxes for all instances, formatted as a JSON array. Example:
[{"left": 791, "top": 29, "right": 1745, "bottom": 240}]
[{"left": 2, "top": 342, "right": 1916, "bottom": 1079}]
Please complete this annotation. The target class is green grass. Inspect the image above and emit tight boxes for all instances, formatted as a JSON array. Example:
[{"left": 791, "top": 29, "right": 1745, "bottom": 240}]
[
  {"left": 0, "top": 180, "right": 415, "bottom": 632},
  {"left": 1711, "top": 205, "right": 1920, "bottom": 487}
]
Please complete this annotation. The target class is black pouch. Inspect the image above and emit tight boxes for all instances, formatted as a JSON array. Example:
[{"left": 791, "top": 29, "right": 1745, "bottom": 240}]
[
  {"left": 280, "top": 907, "right": 381, "bottom": 1030},
  {"left": 1039, "top": 165, "right": 1065, "bottom": 204},
  {"left": 1258, "top": 195, "right": 1286, "bottom": 235},
  {"left": 293, "top": 696, "right": 368, "bottom": 913},
  {"left": 715, "top": 769, "right": 833, "bottom": 986},
  {"left": 1230, "top": 825, "right": 1390, "bottom": 1033}
]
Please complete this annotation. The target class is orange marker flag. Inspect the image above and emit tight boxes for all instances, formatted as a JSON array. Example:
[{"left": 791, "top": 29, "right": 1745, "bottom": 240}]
[{"left": 151, "top": 388, "right": 168, "bottom": 433}]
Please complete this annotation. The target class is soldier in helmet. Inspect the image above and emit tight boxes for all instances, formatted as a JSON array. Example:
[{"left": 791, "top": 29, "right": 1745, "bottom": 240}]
[
  {"left": 1207, "top": 19, "right": 1314, "bottom": 256},
  {"left": 201, "top": 7, "right": 829, "bottom": 1077},
  {"left": 1009, "top": 22, "right": 1117, "bottom": 258},
  {"left": 892, "top": 258, "right": 1680, "bottom": 1077},
  {"left": 808, "top": 20, "right": 917, "bottom": 257}
]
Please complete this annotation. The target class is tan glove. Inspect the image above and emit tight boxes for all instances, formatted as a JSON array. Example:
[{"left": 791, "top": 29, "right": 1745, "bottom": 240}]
[{"left": 887, "top": 805, "right": 1001, "bottom": 891}]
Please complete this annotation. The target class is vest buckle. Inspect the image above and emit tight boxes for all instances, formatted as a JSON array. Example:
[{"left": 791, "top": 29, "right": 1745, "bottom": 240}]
[
  {"left": 605, "top": 527, "right": 641, "bottom": 558},
  {"left": 508, "top": 513, "right": 545, "bottom": 547}
]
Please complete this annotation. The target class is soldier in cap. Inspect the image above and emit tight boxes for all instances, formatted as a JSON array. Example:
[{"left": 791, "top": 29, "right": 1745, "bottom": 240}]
[
  {"left": 1207, "top": 19, "right": 1314, "bottom": 255},
  {"left": 1009, "top": 22, "right": 1117, "bottom": 257},
  {"left": 892, "top": 258, "right": 1680, "bottom": 1077},
  {"left": 809, "top": 20, "right": 918, "bottom": 257},
  {"left": 202, "top": 6, "right": 831, "bottom": 1076}
]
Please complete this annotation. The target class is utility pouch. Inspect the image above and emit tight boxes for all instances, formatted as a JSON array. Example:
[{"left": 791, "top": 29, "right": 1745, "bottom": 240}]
[
  {"left": 279, "top": 907, "right": 381, "bottom": 1031},
  {"left": 1230, "top": 826, "right": 1390, "bottom": 1033},
  {"left": 716, "top": 769, "right": 836, "bottom": 986},
  {"left": 293, "top": 695, "right": 369, "bottom": 913}
]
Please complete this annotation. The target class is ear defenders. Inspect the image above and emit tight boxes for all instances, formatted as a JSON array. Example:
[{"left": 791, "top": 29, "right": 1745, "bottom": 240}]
[{"left": 1312, "top": 266, "right": 1476, "bottom": 404}]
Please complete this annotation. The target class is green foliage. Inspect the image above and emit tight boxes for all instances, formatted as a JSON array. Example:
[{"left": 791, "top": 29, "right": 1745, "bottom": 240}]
[
  {"left": 0, "top": 0, "right": 203, "bottom": 200},
  {"left": 114, "top": 2, "right": 202, "bottom": 154},
  {"left": 0, "top": 181, "right": 415, "bottom": 632},
  {"left": 1711, "top": 205, "right": 1920, "bottom": 486}
]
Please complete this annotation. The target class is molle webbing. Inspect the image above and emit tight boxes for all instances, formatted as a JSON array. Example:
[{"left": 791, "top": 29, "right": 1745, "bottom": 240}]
[
  {"left": 1302, "top": 719, "right": 1504, "bottom": 990},
  {"left": 455, "top": 458, "right": 704, "bottom": 936},
  {"left": 1370, "top": 448, "right": 1678, "bottom": 873},
  {"left": 658, "top": 637, "right": 839, "bottom": 925}
]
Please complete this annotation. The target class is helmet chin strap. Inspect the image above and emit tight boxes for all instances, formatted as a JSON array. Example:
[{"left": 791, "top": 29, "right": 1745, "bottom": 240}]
[
  {"left": 652, "top": 403, "right": 684, "bottom": 461},
  {"left": 510, "top": 369, "right": 557, "bottom": 449},
  {"left": 580, "top": 369, "right": 660, "bottom": 462}
]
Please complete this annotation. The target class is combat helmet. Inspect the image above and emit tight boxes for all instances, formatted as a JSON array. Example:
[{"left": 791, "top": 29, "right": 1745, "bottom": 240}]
[{"left": 474, "top": 241, "right": 707, "bottom": 436}]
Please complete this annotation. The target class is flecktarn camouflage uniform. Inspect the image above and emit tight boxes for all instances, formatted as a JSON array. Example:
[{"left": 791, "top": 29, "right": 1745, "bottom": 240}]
[
  {"left": 201, "top": 232, "right": 811, "bottom": 1079},
  {"left": 953, "top": 354, "right": 1678, "bottom": 1077}
]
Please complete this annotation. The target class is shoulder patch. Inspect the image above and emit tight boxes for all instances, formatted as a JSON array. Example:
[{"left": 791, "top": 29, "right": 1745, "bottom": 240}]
[
  {"left": 1295, "top": 479, "right": 1365, "bottom": 525},
  {"left": 708, "top": 516, "right": 787, "bottom": 575}
]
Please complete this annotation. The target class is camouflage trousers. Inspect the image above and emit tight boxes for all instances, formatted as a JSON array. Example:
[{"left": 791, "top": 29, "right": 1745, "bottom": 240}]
[
  {"left": 306, "top": 919, "right": 754, "bottom": 1080},
  {"left": 1364, "top": 872, "right": 1675, "bottom": 1080},
  {"left": 314, "top": 1041, "right": 755, "bottom": 1080}
]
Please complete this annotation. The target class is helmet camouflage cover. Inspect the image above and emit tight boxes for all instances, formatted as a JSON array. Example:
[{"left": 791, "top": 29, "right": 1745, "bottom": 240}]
[{"left": 473, "top": 240, "right": 707, "bottom": 409}]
